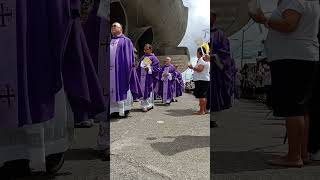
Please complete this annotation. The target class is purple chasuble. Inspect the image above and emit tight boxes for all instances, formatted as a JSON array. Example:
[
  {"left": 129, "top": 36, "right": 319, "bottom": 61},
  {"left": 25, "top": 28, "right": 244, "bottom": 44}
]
[
  {"left": 0, "top": 0, "right": 105, "bottom": 128},
  {"left": 110, "top": 35, "right": 142, "bottom": 102},
  {"left": 81, "top": 0, "right": 110, "bottom": 117},
  {"left": 136, "top": 54, "right": 160, "bottom": 100},
  {"left": 158, "top": 64, "right": 176, "bottom": 103},
  {"left": 209, "top": 26, "right": 233, "bottom": 112},
  {"left": 62, "top": 0, "right": 106, "bottom": 116},
  {"left": 174, "top": 71, "right": 184, "bottom": 97}
]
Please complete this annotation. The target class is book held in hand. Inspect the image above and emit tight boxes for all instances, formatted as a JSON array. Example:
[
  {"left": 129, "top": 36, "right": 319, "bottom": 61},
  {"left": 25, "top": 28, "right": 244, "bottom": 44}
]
[{"left": 140, "top": 57, "right": 152, "bottom": 68}]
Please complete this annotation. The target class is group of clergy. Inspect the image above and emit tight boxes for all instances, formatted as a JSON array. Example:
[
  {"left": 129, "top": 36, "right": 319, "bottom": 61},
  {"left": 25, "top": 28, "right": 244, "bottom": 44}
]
[{"left": 110, "top": 22, "right": 184, "bottom": 118}]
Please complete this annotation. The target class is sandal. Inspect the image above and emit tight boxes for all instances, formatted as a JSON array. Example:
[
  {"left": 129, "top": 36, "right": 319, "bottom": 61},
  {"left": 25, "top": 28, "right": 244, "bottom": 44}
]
[
  {"left": 281, "top": 154, "right": 311, "bottom": 165},
  {"left": 193, "top": 111, "right": 206, "bottom": 115}
]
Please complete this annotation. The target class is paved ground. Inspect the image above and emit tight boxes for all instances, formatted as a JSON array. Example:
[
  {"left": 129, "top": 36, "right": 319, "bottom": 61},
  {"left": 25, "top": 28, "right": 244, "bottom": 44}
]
[
  {"left": 211, "top": 99, "right": 320, "bottom": 180},
  {"left": 17, "top": 92, "right": 210, "bottom": 180},
  {"left": 15, "top": 94, "right": 320, "bottom": 180},
  {"left": 110, "top": 93, "right": 210, "bottom": 180}
]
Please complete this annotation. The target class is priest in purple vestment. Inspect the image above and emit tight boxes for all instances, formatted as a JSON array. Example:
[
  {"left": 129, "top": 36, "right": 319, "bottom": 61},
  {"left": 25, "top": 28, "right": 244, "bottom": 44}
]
[
  {"left": 173, "top": 65, "right": 184, "bottom": 102},
  {"left": 110, "top": 22, "right": 142, "bottom": 117},
  {"left": 158, "top": 57, "right": 176, "bottom": 105},
  {"left": 136, "top": 44, "right": 160, "bottom": 112},
  {"left": 209, "top": 10, "right": 233, "bottom": 127},
  {"left": 80, "top": 0, "right": 110, "bottom": 160},
  {"left": 0, "top": 0, "right": 107, "bottom": 176}
]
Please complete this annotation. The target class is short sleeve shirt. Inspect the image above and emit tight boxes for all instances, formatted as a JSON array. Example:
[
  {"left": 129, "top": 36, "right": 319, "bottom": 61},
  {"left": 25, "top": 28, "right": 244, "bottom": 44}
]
[
  {"left": 265, "top": 0, "right": 320, "bottom": 62},
  {"left": 193, "top": 58, "right": 210, "bottom": 81}
]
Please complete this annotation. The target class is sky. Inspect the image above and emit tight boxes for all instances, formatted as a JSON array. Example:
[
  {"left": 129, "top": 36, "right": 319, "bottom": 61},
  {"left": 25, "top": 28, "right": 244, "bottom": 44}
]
[
  {"left": 229, "top": 0, "right": 278, "bottom": 68},
  {"left": 179, "top": 0, "right": 210, "bottom": 80},
  {"left": 179, "top": 0, "right": 210, "bottom": 63},
  {"left": 178, "top": 0, "right": 278, "bottom": 80}
]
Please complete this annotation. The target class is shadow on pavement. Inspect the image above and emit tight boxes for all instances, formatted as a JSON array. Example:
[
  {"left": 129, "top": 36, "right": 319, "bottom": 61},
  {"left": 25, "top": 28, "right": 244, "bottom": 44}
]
[
  {"left": 150, "top": 135, "right": 209, "bottom": 156},
  {"left": 262, "top": 122, "right": 285, "bottom": 126},
  {"left": 64, "top": 148, "right": 101, "bottom": 160},
  {"left": 212, "top": 151, "right": 320, "bottom": 175},
  {"left": 212, "top": 151, "right": 284, "bottom": 174},
  {"left": 164, "top": 109, "right": 199, "bottom": 117},
  {"left": 16, "top": 172, "right": 73, "bottom": 180}
]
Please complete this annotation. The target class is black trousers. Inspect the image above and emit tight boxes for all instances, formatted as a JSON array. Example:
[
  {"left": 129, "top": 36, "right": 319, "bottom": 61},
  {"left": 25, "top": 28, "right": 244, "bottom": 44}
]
[
  {"left": 308, "top": 63, "right": 320, "bottom": 154},
  {"left": 309, "top": 109, "right": 320, "bottom": 154},
  {"left": 206, "top": 83, "right": 210, "bottom": 110}
]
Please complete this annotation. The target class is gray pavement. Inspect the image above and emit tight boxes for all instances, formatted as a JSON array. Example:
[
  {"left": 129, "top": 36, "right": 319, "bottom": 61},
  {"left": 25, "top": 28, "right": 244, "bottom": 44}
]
[
  {"left": 18, "top": 93, "right": 210, "bottom": 180},
  {"left": 16, "top": 95, "right": 320, "bottom": 180},
  {"left": 211, "top": 99, "right": 320, "bottom": 180},
  {"left": 110, "top": 93, "right": 210, "bottom": 180}
]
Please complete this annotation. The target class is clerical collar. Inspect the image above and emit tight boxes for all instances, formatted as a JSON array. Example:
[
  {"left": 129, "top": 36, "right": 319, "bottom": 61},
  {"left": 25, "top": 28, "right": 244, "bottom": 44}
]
[{"left": 112, "top": 34, "right": 125, "bottom": 38}]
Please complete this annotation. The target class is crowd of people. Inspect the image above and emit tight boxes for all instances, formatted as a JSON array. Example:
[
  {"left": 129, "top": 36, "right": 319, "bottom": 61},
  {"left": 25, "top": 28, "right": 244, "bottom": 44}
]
[
  {"left": 238, "top": 61, "right": 272, "bottom": 106},
  {"left": 109, "top": 22, "right": 184, "bottom": 118}
]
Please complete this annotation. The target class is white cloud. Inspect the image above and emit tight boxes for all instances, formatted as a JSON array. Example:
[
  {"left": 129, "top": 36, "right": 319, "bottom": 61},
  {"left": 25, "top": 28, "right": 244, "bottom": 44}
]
[{"left": 230, "top": 0, "right": 278, "bottom": 68}]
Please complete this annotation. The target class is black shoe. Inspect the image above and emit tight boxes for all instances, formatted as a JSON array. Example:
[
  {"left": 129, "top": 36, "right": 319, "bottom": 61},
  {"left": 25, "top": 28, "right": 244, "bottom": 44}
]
[
  {"left": 1, "top": 159, "right": 31, "bottom": 178},
  {"left": 110, "top": 113, "right": 119, "bottom": 119},
  {"left": 165, "top": 103, "right": 170, "bottom": 106},
  {"left": 98, "top": 149, "right": 110, "bottom": 161},
  {"left": 210, "top": 121, "right": 218, "bottom": 128},
  {"left": 111, "top": 111, "right": 130, "bottom": 119},
  {"left": 75, "top": 120, "right": 94, "bottom": 128},
  {"left": 46, "top": 153, "right": 65, "bottom": 174}
]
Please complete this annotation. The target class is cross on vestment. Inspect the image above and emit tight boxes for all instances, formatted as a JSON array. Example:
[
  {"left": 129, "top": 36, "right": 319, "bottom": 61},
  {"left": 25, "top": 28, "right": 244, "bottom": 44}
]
[
  {"left": 0, "top": 84, "right": 15, "bottom": 107},
  {"left": 110, "top": 41, "right": 117, "bottom": 46},
  {"left": 0, "top": 2, "right": 13, "bottom": 27}
]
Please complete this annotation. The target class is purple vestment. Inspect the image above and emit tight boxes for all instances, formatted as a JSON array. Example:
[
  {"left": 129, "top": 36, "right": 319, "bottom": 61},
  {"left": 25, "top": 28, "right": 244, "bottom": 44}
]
[
  {"left": 174, "top": 70, "right": 184, "bottom": 97},
  {"left": 158, "top": 64, "right": 176, "bottom": 103},
  {"left": 81, "top": 0, "right": 110, "bottom": 118},
  {"left": 136, "top": 54, "right": 160, "bottom": 100},
  {"left": 0, "top": 0, "right": 105, "bottom": 128},
  {"left": 110, "top": 34, "right": 142, "bottom": 103},
  {"left": 209, "top": 25, "right": 233, "bottom": 112}
]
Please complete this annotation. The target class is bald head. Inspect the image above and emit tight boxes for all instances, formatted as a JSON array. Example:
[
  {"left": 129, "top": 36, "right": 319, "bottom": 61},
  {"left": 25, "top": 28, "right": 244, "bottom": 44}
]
[
  {"left": 111, "top": 22, "right": 123, "bottom": 36},
  {"left": 164, "top": 57, "right": 171, "bottom": 65}
]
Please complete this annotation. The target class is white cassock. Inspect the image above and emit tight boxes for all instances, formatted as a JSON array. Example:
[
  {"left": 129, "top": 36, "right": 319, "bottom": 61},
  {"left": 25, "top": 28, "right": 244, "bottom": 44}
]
[
  {"left": 109, "top": 37, "right": 133, "bottom": 117},
  {"left": 139, "top": 63, "right": 154, "bottom": 110}
]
